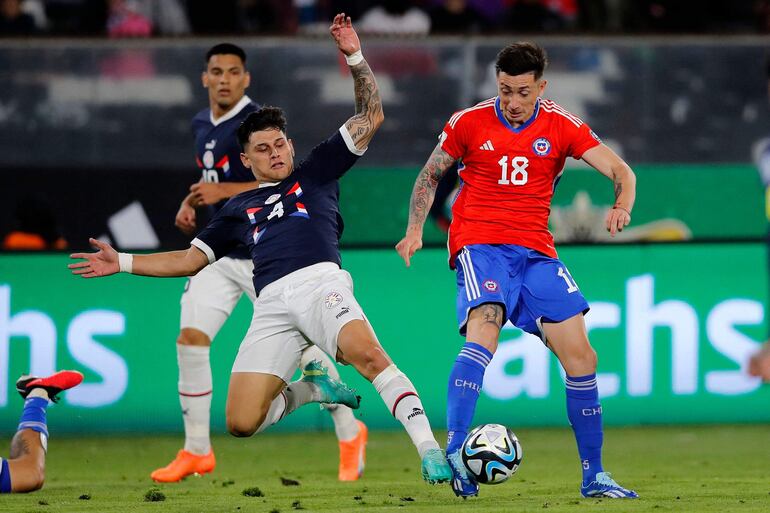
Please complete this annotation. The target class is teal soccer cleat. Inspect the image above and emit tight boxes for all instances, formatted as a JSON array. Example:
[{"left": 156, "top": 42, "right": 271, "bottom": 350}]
[
  {"left": 446, "top": 449, "right": 479, "bottom": 498},
  {"left": 420, "top": 448, "right": 453, "bottom": 484},
  {"left": 300, "top": 360, "right": 361, "bottom": 409},
  {"left": 581, "top": 472, "right": 638, "bottom": 499}
]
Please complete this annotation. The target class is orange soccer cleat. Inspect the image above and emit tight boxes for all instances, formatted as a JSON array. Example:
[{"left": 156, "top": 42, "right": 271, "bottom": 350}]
[
  {"left": 150, "top": 449, "right": 216, "bottom": 483},
  {"left": 338, "top": 420, "right": 368, "bottom": 481}
]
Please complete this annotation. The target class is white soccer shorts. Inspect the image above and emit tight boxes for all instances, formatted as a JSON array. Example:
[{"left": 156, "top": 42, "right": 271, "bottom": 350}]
[
  {"left": 179, "top": 256, "right": 255, "bottom": 340},
  {"left": 231, "top": 262, "right": 366, "bottom": 383}
]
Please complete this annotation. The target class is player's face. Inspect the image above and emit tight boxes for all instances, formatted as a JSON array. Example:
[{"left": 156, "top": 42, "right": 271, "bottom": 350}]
[
  {"left": 202, "top": 54, "right": 250, "bottom": 113},
  {"left": 497, "top": 71, "right": 546, "bottom": 127},
  {"left": 240, "top": 129, "right": 295, "bottom": 182}
]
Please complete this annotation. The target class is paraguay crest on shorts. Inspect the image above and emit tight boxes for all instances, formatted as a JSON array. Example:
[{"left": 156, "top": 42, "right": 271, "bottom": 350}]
[
  {"left": 324, "top": 291, "right": 343, "bottom": 309},
  {"left": 532, "top": 137, "right": 551, "bottom": 156}
]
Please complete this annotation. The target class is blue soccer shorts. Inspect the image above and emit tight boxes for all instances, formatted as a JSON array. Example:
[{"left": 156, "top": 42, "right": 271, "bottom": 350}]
[{"left": 455, "top": 244, "right": 590, "bottom": 342}]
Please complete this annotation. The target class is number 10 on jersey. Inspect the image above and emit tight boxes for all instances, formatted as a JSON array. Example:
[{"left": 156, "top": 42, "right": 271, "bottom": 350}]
[{"left": 498, "top": 156, "right": 529, "bottom": 186}]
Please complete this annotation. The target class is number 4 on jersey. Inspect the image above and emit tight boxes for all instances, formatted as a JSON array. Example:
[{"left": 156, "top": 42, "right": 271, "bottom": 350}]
[
  {"left": 498, "top": 156, "right": 529, "bottom": 186},
  {"left": 267, "top": 202, "right": 284, "bottom": 220}
]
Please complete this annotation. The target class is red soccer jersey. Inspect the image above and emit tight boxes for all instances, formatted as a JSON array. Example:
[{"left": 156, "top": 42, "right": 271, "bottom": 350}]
[{"left": 440, "top": 96, "right": 601, "bottom": 267}]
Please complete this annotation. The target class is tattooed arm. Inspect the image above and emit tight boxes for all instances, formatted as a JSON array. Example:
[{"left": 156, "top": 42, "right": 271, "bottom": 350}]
[
  {"left": 582, "top": 144, "right": 636, "bottom": 237},
  {"left": 395, "top": 142, "right": 458, "bottom": 266},
  {"left": 329, "top": 13, "right": 384, "bottom": 150}
]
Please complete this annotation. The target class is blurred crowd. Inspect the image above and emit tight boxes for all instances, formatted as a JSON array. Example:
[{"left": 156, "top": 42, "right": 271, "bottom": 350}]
[{"left": 2, "top": 0, "right": 770, "bottom": 37}]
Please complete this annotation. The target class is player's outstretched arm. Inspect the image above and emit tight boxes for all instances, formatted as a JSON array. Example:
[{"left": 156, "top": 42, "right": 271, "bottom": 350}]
[
  {"left": 69, "top": 237, "right": 209, "bottom": 278},
  {"left": 582, "top": 144, "right": 636, "bottom": 236},
  {"left": 330, "top": 13, "right": 384, "bottom": 151},
  {"left": 395, "top": 142, "right": 457, "bottom": 267}
]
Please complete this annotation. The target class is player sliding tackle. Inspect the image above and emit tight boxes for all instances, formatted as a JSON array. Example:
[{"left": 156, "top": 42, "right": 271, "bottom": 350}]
[
  {"left": 1, "top": 371, "right": 83, "bottom": 493},
  {"left": 397, "top": 42, "right": 638, "bottom": 499},
  {"left": 69, "top": 14, "right": 452, "bottom": 484}
]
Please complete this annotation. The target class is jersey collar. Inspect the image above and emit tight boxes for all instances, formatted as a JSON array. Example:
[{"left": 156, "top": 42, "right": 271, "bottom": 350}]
[
  {"left": 495, "top": 97, "right": 540, "bottom": 133},
  {"left": 210, "top": 95, "right": 253, "bottom": 127}
]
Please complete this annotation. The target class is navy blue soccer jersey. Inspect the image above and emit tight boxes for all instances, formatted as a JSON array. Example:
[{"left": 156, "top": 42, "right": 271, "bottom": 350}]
[
  {"left": 191, "top": 95, "right": 259, "bottom": 259},
  {"left": 191, "top": 126, "right": 365, "bottom": 295}
]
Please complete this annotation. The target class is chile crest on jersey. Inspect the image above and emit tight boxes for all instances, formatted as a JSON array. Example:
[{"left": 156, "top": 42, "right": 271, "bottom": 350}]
[{"left": 532, "top": 137, "right": 551, "bottom": 157}]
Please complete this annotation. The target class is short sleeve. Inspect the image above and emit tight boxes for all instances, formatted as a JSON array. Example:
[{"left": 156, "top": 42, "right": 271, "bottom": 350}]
[
  {"left": 191, "top": 207, "right": 242, "bottom": 263},
  {"left": 568, "top": 121, "right": 602, "bottom": 160},
  {"left": 294, "top": 127, "right": 363, "bottom": 185},
  {"left": 439, "top": 112, "right": 469, "bottom": 160}
]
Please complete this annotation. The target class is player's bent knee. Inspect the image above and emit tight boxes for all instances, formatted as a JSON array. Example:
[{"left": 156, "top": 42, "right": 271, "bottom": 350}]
[
  {"left": 564, "top": 347, "right": 598, "bottom": 376},
  {"left": 30, "top": 466, "right": 45, "bottom": 492},
  {"left": 226, "top": 416, "right": 259, "bottom": 437},
  {"left": 351, "top": 345, "right": 390, "bottom": 380},
  {"left": 226, "top": 400, "right": 270, "bottom": 437},
  {"left": 177, "top": 328, "right": 211, "bottom": 347},
  {"left": 12, "top": 465, "right": 44, "bottom": 493}
]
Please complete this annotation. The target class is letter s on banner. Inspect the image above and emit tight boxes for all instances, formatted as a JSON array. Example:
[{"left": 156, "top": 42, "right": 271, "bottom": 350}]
[{"left": 65, "top": 310, "right": 128, "bottom": 407}]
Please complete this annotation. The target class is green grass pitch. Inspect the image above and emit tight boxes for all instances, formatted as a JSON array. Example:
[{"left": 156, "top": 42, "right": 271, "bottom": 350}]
[{"left": 1, "top": 425, "right": 768, "bottom": 512}]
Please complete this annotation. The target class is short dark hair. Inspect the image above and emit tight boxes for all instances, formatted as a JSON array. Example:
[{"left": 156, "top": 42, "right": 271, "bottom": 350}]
[
  {"left": 238, "top": 107, "right": 288, "bottom": 149},
  {"left": 205, "top": 43, "right": 246, "bottom": 65},
  {"left": 495, "top": 42, "right": 548, "bottom": 80}
]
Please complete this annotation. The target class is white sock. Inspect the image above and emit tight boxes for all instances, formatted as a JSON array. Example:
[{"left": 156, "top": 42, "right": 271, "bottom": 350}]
[
  {"left": 372, "top": 364, "right": 440, "bottom": 458},
  {"left": 300, "top": 345, "right": 360, "bottom": 441},
  {"left": 177, "top": 344, "right": 212, "bottom": 455},
  {"left": 255, "top": 380, "right": 320, "bottom": 433},
  {"left": 256, "top": 391, "right": 288, "bottom": 433}
]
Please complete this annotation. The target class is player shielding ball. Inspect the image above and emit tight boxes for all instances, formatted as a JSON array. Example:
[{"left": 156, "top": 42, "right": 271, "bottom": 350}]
[
  {"left": 69, "top": 14, "right": 452, "bottom": 484},
  {"left": 396, "top": 42, "right": 638, "bottom": 499}
]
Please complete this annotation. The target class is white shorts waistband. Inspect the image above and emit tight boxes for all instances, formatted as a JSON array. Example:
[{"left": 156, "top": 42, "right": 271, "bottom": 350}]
[{"left": 259, "top": 262, "right": 340, "bottom": 297}]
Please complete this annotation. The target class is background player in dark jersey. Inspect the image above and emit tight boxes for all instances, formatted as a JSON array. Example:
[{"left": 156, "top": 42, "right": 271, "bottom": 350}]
[
  {"left": 156, "top": 43, "right": 365, "bottom": 483},
  {"left": 397, "top": 42, "right": 637, "bottom": 499},
  {"left": 1, "top": 371, "right": 82, "bottom": 494},
  {"left": 70, "top": 13, "right": 452, "bottom": 485}
]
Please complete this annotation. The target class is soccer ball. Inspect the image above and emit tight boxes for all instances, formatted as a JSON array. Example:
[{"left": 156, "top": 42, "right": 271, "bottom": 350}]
[{"left": 461, "top": 423, "right": 522, "bottom": 484}]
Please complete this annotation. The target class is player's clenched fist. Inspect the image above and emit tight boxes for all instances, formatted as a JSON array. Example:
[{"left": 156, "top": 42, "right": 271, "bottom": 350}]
[
  {"left": 175, "top": 203, "right": 197, "bottom": 235},
  {"left": 395, "top": 232, "right": 423, "bottom": 267}
]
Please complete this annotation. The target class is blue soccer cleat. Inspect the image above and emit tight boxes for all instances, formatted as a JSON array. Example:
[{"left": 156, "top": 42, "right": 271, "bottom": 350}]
[
  {"left": 300, "top": 360, "right": 361, "bottom": 409},
  {"left": 446, "top": 449, "right": 479, "bottom": 498},
  {"left": 421, "top": 448, "right": 453, "bottom": 484},
  {"left": 581, "top": 472, "right": 638, "bottom": 499}
]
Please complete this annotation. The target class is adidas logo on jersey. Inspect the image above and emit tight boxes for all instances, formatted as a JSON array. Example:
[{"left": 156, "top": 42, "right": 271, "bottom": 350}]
[{"left": 479, "top": 140, "right": 495, "bottom": 151}]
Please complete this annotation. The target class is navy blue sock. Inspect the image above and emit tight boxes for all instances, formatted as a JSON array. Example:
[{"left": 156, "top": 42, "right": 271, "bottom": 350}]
[
  {"left": 18, "top": 396, "right": 49, "bottom": 439},
  {"left": 446, "top": 342, "right": 492, "bottom": 454},
  {"left": 565, "top": 374, "right": 604, "bottom": 484},
  {"left": 0, "top": 459, "right": 10, "bottom": 493}
]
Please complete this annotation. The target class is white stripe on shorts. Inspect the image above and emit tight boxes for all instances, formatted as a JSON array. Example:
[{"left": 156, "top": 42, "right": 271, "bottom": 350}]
[
  {"left": 458, "top": 250, "right": 479, "bottom": 300},
  {"left": 463, "top": 248, "right": 482, "bottom": 299}
]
